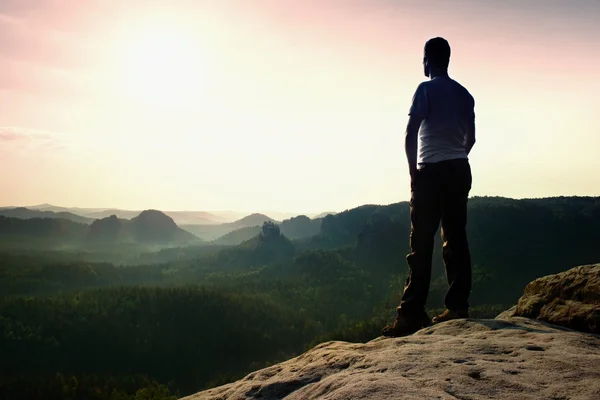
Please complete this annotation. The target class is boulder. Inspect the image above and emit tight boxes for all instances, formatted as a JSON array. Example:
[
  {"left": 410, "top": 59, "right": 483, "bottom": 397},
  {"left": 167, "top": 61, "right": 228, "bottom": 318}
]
[{"left": 513, "top": 264, "right": 600, "bottom": 333}]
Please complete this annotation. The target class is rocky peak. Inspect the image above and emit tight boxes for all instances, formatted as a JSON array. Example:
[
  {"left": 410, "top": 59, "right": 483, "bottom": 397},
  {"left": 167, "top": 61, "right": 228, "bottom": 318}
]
[{"left": 132, "top": 209, "right": 177, "bottom": 229}]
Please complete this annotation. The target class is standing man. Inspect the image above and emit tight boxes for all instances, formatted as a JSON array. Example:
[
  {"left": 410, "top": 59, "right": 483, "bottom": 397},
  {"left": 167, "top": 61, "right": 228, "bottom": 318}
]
[{"left": 382, "top": 37, "right": 476, "bottom": 337}]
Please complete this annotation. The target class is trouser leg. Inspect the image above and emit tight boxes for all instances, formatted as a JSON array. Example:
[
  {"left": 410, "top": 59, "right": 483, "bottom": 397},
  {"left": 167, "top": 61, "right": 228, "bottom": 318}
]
[
  {"left": 399, "top": 168, "right": 441, "bottom": 315},
  {"left": 440, "top": 160, "right": 472, "bottom": 311}
]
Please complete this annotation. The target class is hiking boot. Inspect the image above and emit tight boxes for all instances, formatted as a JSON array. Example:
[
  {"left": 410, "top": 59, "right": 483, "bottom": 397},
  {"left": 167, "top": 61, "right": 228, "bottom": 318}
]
[
  {"left": 432, "top": 309, "right": 469, "bottom": 324},
  {"left": 381, "top": 311, "right": 431, "bottom": 337}
]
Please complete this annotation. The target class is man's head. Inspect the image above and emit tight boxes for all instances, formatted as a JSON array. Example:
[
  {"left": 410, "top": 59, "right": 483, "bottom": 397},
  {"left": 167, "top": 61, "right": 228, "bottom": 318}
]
[{"left": 423, "top": 37, "right": 451, "bottom": 77}]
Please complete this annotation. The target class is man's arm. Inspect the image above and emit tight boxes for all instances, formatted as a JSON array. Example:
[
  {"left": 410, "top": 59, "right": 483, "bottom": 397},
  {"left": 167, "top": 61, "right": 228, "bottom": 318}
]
[
  {"left": 465, "top": 116, "right": 476, "bottom": 155},
  {"left": 405, "top": 115, "right": 423, "bottom": 177},
  {"left": 406, "top": 82, "right": 427, "bottom": 177}
]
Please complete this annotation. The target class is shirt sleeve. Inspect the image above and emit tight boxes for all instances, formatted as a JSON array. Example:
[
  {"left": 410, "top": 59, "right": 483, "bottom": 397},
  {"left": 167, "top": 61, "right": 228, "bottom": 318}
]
[{"left": 408, "top": 83, "right": 429, "bottom": 119}]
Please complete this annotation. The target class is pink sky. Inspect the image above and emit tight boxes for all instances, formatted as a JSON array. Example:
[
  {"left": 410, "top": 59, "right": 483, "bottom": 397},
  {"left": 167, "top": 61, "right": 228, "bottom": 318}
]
[{"left": 1, "top": 0, "right": 599, "bottom": 213}]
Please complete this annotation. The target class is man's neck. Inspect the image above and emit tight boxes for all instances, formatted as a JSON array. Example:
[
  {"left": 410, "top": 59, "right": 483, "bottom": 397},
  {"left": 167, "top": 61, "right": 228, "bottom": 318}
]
[{"left": 429, "top": 69, "right": 449, "bottom": 79}]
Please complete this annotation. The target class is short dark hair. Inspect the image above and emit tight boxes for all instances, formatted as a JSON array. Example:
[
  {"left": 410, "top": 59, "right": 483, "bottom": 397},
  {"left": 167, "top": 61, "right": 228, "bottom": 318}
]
[{"left": 424, "top": 37, "right": 451, "bottom": 69}]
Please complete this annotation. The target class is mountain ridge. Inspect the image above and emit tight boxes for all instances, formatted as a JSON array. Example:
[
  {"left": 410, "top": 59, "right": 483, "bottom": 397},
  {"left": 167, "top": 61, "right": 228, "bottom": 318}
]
[
  {"left": 0, "top": 207, "right": 95, "bottom": 224},
  {"left": 0, "top": 210, "right": 199, "bottom": 248}
]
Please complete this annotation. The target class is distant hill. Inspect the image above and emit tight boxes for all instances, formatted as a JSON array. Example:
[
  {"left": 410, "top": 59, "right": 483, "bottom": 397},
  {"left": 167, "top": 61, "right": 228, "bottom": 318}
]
[
  {"left": 313, "top": 211, "right": 337, "bottom": 219},
  {"left": 87, "top": 215, "right": 130, "bottom": 243},
  {"left": 310, "top": 195, "right": 600, "bottom": 304},
  {"left": 0, "top": 207, "right": 94, "bottom": 224},
  {"left": 208, "top": 222, "right": 295, "bottom": 270},
  {"left": 184, "top": 213, "right": 279, "bottom": 242},
  {"left": 84, "top": 209, "right": 144, "bottom": 220},
  {"left": 27, "top": 204, "right": 70, "bottom": 212},
  {"left": 0, "top": 216, "right": 89, "bottom": 248},
  {"left": 212, "top": 226, "right": 261, "bottom": 246},
  {"left": 86, "top": 209, "right": 223, "bottom": 225},
  {"left": 28, "top": 204, "right": 107, "bottom": 214},
  {"left": 227, "top": 213, "right": 278, "bottom": 229},
  {"left": 180, "top": 224, "right": 233, "bottom": 242},
  {"left": 88, "top": 210, "right": 198, "bottom": 245},
  {"left": 23, "top": 205, "right": 225, "bottom": 225},
  {"left": 29, "top": 204, "right": 78, "bottom": 212},
  {"left": 162, "top": 211, "right": 224, "bottom": 225},
  {"left": 0, "top": 209, "right": 199, "bottom": 249},
  {"left": 132, "top": 210, "right": 197, "bottom": 243},
  {"left": 279, "top": 215, "right": 321, "bottom": 239},
  {"left": 210, "top": 215, "right": 322, "bottom": 245},
  {"left": 11, "top": 204, "right": 319, "bottom": 226}
]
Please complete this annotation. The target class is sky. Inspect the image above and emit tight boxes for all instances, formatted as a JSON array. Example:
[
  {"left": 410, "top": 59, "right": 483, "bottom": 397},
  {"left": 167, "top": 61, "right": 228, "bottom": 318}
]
[{"left": 1, "top": 0, "right": 599, "bottom": 214}]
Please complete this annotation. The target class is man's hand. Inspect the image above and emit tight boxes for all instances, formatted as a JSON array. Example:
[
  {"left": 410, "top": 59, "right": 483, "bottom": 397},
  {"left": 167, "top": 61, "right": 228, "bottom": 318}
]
[
  {"left": 465, "top": 116, "right": 476, "bottom": 155},
  {"left": 409, "top": 166, "right": 419, "bottom": 180},
  {"left": 405, "top": 115, "right": 422, "bottom": 183}
]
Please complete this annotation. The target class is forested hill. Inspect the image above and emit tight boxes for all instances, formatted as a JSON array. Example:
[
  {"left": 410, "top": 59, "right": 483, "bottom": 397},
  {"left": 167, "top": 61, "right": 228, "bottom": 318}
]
[
  {"left": 316, "top": 196, "right": 600, "bottom": 249},
  {"left": 0, "top": 207, "right": 95, "bottom": 224},
  {"left": 88, "top": 210, "right": 197, "bottom": 245},
  {"left": 1, "top": 196, "right": 599, "bottom": 399},
  {"left": 0, "top": 216, "right": 89, "bottom": 247},
  {"left": 210, "top": 215, "right": 321, "bottom": 245},
  {"left": 0, "top": 210, "right": 199, "bottom": 249},
  {"left": 310, "top": 196, "right": 600, "bottom": 303}
]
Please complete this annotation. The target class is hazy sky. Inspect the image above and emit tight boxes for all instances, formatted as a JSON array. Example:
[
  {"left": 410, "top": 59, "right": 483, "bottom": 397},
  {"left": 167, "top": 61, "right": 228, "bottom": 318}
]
[{"left": 1, "top": 0, "right": 599, "bottom": 213}]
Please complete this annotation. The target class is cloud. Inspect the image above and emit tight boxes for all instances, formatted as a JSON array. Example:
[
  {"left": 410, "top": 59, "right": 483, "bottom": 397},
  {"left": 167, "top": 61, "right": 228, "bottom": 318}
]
[
  {"left": 0, "top": 55, "right": 87, "bottom": 98},
  {"left": 0, "top": 7, "right": 118, "bottom": 99},
  {"left": 0, "top": 126, "right": 64, "bottom": 151},
  {"left": 0, "top": 130, "right": 22, "bottom": 141},
  {"left": 0, "top": 13, "right": 83, "bottom": 69}
]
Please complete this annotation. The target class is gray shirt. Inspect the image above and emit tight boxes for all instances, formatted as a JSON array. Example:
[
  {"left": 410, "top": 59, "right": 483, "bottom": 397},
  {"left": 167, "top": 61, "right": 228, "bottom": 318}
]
[{"left": 408, "top": 76, "right": 475, "bottom": 166}]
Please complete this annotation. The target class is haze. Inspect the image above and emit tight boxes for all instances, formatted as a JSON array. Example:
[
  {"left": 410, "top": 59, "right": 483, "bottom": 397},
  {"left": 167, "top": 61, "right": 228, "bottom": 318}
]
[{"left": 1, "top": 0, "right": 599, "bottom": 213}]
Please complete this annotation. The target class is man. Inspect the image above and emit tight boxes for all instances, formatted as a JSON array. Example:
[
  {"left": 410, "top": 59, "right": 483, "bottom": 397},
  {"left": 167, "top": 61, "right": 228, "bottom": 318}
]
[{"left": 382, "top": 37, "right": 476, "bottom": 337}]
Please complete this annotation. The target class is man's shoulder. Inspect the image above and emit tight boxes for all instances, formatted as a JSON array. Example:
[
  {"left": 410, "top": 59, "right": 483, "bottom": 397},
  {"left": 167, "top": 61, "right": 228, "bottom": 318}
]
[
  {"left": 413, "top": 80, "right": 430, "bottom": 92},
  {"left": 420, "top": 77, "right": 468, "bottom": 92},
  {"left": 417, "top": 79, "right": 433, "bottom": 89},
  {"left": 413, "top": 78, "right": 474, "bottom": 104},
  {"left": 449, "top": 78, "right": 474, "bottom": 97}
]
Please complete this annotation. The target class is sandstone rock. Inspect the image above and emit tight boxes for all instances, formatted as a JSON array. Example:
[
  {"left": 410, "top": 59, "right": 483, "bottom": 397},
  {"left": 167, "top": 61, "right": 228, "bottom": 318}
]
[
  {"left": 494, "top": 305, "right": 516, "bottom": 320},
  {"left": 182, "top": 317, "right": 600, "bottom": 400},
  {"left": 513, "top": 264, "right": 600, "bottom": 333}
]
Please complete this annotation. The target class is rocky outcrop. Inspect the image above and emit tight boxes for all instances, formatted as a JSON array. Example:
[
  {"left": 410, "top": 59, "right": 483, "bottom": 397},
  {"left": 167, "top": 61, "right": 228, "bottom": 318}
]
[
  {"left": 183, "top": 317, "right": 600, "bottom": 400},
  {"left": 513, "top": 264, "right": 599, "bottom": 334},
  {"left": 183, "top": 265, "right": 600, "bottom": 400},
  {"left": 88, "top": 210, "right": 197, "bottom": 245},
  {"left": 131, "top": 210, "right": 196, "bottom": 244},
  {"left": 88, "top": 214, "right": 126, "bottom": 243},
  {"left": 279, "top": 215, "right": 321, "bottom": 240}
]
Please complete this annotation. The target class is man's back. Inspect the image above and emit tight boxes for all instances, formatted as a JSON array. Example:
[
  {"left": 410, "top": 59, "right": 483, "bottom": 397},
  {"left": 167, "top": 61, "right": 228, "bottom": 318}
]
[{"left": 410, "top": 76, "right": 475, "bottom": 166}]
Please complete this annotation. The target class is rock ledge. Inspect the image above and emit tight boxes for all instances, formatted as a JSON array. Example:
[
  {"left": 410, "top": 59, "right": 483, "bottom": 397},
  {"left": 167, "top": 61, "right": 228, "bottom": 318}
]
[{"left": 183, "top": 317, "right": 600, "bottom": 400}]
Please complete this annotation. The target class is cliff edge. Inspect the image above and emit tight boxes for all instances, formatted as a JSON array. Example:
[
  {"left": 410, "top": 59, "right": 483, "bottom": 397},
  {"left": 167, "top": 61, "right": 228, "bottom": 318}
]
[{"left": 183, "top": 265, "right": 600, "bottom": 400}]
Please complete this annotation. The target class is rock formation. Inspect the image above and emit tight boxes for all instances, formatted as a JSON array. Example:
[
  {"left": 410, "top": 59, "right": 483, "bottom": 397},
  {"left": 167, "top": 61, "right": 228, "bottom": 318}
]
[
  {"left": 183, "top": 265, "right": 600, "bottom": 400},
  {"left": 88, "top": 210, "right": 197, "bottom": 245},
  {"left": 512, "top": 264, "right": 599, "bottom": 334}
]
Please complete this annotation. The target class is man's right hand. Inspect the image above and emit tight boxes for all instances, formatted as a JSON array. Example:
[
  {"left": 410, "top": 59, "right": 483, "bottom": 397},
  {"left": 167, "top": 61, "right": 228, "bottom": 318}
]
[
  {"left": 410, "top": 167, "right": 419, "bottom": 190},
  {"left": 405, "top": 115, "right": 422, "bottom": 186}
]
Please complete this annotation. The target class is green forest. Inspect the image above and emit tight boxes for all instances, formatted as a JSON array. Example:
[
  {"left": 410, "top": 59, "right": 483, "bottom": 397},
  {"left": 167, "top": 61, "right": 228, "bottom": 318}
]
[{"left": 1, "top": 196, "right": 599, "bottom": 399}]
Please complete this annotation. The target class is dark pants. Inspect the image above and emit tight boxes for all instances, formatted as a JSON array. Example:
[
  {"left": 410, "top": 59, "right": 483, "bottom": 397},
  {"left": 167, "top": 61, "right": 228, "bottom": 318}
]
[{"left": 398, "top": 158, "right": 472, "bottom": 316}]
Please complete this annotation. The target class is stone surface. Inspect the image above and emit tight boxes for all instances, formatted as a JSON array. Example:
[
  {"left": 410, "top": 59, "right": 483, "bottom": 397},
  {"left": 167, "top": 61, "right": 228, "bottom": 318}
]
[
  {"left": 182, "top": 317, "right": 600, "bottom": 400},
  {"left": 494, "top": 305, "right": 516, "bottom": 320},
  {"left": 514, "top": 264, "right": 600, "bottom": 333}
]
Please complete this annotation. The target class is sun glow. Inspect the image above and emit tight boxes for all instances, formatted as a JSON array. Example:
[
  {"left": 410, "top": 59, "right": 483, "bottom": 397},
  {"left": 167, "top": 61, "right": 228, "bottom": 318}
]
[{"left": 118, "top": 21, "right": 209, "bottom": 109}]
